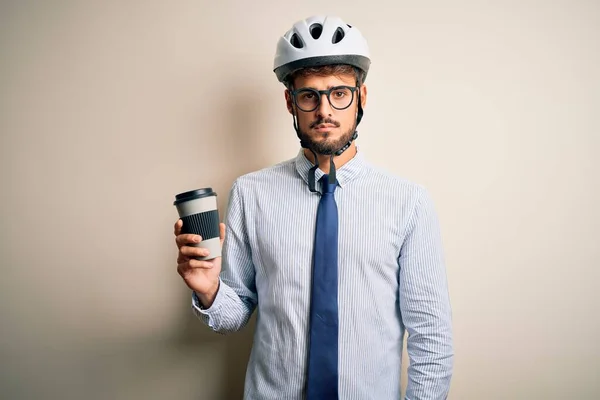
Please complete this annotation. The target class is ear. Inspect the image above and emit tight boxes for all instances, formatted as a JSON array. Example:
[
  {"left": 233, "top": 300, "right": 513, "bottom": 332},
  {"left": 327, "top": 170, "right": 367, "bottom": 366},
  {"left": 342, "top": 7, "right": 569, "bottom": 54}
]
[
  {"left": 284, "top": 90, "right": 295, "bottom": 115},
  {"left": 359, "top": 84, "right": 367, "bottom": 108}
]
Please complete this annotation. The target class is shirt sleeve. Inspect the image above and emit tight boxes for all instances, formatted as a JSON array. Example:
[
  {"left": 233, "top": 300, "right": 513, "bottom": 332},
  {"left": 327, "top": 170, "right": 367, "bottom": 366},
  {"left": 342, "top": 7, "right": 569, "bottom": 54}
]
[
  {"left": 191, "top": 178, "right": 258, "bottom": 334},
  {"left": 399, "top": 186, "right": 454, "bottom": 400}
]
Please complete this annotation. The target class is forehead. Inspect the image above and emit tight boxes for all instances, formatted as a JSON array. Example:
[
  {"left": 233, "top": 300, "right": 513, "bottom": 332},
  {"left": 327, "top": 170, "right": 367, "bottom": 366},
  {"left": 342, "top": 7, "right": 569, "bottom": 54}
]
[{"left": 293, "top": 72, "right": 356, "bottom": 89}]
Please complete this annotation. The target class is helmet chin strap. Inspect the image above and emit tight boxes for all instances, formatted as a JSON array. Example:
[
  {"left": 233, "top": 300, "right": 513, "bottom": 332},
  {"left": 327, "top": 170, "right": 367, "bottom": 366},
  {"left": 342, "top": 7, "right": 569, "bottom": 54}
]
[{"left": 293, "top": 92, "right": 364, "bottom": 193}]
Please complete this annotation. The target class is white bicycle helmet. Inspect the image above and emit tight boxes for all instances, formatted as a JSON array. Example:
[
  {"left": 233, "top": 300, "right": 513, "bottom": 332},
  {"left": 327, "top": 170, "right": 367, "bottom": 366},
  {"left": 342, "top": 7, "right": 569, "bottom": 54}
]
[{"left": 273, "top": 15, "right": 371, "bottom": 83}]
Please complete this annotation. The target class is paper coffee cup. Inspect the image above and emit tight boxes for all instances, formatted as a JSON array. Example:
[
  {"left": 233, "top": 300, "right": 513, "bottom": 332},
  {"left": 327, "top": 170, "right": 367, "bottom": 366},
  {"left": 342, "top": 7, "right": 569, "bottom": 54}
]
[{"left": 173, "top": 188, "right": 221, "bottom": 261}]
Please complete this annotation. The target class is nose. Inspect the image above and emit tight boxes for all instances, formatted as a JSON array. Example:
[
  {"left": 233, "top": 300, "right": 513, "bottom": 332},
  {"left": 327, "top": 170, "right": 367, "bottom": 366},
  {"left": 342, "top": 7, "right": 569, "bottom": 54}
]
[{"left": 315, "top": 92, "right": 333, "bottom": 117}]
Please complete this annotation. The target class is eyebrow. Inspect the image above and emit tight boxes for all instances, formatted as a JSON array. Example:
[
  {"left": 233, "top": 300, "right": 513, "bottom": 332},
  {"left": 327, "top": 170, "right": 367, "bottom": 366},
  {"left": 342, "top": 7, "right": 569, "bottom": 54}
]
[{"left": 296, "top": 85, "right": 350, "bottom": 91}]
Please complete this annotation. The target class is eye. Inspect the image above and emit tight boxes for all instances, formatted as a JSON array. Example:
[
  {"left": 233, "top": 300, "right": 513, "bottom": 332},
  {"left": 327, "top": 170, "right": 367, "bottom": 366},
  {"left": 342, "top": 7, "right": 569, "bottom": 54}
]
[
  {"left": 331, "top": 87, "right": 351, "bottom": 98},
  {"left": 299, "top": 92, "right": 315, "bottom": 100}
]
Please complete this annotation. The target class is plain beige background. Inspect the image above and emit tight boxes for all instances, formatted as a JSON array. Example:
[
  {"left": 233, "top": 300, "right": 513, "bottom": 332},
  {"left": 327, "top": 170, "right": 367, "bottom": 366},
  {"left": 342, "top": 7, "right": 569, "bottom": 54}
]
[{"left": 1, "top": 1, "right": 599, "bottom": 399}]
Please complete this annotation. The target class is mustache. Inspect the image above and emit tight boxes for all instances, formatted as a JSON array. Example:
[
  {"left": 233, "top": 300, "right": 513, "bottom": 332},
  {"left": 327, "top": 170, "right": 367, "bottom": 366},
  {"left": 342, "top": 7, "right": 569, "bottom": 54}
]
[{"left": 310, "top": 118, "right": 340, "bottom": 129}]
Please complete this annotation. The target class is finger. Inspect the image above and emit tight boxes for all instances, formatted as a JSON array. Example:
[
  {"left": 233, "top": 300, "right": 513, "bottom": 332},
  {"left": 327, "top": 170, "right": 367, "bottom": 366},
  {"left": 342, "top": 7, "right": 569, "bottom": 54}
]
[
  {"left": 177, "top": 261, "right": 193, "bottom": 276},
  {"left": 180, "top": 245, "right": 210, "bottom": 258},
  {"left": 219, "top": 223, "right": 226, "bottom": 245},
  {"left": 177, "top": 259, "right": 213, "bottom": 275},
  {"left": 175, "top": 233, "right": 202, "bottom": 248},
  {"left": 177, "top": 253, "right": 190, "bottom": 264},
  {"left": 174, "top": 219, "right": 183, "bottom": 235},
  {"left": 188, "top": 259, "right": 215, "bottom": 269}
]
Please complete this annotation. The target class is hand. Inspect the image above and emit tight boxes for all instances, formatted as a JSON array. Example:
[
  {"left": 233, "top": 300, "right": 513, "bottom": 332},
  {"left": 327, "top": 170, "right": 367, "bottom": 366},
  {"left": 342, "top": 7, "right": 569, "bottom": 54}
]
[{"left": 174, "top": 219, "right": 226, "bottom": 308}]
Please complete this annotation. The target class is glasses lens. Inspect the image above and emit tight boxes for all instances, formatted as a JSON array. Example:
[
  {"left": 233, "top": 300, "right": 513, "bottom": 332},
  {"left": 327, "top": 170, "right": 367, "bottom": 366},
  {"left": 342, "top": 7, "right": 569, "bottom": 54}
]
[
  {"left": 329, "top": 87, "right": 354, "bottom": 109},
  {"left": 296, "top": 89, "right": 319, "bottom": 111},
  {"left": 294, "top": 87, "right": 355, "bottom": 111}
]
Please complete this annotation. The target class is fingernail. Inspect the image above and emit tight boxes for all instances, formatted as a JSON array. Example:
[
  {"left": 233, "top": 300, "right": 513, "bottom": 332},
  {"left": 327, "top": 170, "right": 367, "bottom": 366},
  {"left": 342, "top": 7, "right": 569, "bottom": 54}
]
[
  {"left": 195, "top": 236, "right": 201, "bottom": 242},
  {"left": 204, "top": 250, "right": 210, "bottom": 256}
]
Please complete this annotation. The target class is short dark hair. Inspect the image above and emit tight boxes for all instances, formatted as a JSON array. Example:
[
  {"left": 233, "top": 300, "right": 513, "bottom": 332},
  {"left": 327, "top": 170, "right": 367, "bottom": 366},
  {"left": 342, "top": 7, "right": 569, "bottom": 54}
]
[{"left": 284, "top": 64, "right": 365, "bottom": 89}]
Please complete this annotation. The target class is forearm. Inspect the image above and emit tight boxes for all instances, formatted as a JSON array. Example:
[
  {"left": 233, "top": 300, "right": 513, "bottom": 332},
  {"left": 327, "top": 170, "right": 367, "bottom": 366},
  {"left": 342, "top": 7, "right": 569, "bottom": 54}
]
[
  {"left": 404, "top": 320, "right": 453, "bottom": 399},
  {"left": 191, "top": 278, "right": 256, "bottom": 334},
  {"left": 192, "top": 178, "right": 257, "bottom": 334},
  {"left": 399, "top": 186, "right": 454, "bottom": 399}
]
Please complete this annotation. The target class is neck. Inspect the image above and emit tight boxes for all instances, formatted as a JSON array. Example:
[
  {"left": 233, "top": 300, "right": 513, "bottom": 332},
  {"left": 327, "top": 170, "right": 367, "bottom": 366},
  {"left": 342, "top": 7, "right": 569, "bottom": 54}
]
[{"left": 303, "top": 142, "right": 357, "bottom": 174}]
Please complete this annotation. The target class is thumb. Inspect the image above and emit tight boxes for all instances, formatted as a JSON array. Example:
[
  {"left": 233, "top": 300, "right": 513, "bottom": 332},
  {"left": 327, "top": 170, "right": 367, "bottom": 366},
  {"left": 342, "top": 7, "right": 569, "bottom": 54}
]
[
  {"left": 174, "top": 219, "right": 182, "bottom": 236},
  {"left": 219, "top": 223, "right": 226, "bottom": 245}
]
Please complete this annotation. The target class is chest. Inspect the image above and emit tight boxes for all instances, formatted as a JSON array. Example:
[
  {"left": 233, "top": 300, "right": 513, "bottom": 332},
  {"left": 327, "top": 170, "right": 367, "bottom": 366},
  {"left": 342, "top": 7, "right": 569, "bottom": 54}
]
[{"left": 246, "top": 188, "right": 405, "bottom": 289}]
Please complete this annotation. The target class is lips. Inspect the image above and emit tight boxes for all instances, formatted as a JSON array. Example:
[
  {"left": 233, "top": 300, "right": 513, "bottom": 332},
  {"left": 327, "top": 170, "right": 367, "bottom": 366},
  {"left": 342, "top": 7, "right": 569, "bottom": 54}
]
[
  {"left": 314, "top": 124, "right": 337, "bottom": 132},
  {"left": 316, "top": 124, "right": 336, "bottom": 129},
  {"left": 310, "top": 119, "right": 340, "bottom": 130}
]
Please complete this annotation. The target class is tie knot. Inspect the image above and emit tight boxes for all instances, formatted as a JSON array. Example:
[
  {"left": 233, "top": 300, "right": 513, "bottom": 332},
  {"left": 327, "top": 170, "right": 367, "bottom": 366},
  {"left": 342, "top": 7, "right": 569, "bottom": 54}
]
[{"left": 320, "top": 175, "right": 337, "bottom": 194}]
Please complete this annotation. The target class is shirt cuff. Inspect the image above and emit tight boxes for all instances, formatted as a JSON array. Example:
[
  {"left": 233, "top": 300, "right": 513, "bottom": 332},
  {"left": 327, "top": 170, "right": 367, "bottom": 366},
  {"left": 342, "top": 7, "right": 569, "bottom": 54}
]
[{"left": 191, "top": 278, "right": 224, "bottom": 315}]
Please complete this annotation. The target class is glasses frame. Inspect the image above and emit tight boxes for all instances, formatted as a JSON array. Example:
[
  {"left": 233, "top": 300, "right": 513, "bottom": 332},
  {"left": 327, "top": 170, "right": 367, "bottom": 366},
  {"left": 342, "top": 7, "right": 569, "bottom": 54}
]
[{"left": 290, "top": 85, "right": 359, "bottom": 112}]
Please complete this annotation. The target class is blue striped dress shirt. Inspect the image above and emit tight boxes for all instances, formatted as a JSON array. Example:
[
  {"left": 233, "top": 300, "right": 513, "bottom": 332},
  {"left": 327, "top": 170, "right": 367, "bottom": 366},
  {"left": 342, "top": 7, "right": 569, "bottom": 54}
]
[{"left": 192, "top": 148, "right": 454, "bottom": 399}]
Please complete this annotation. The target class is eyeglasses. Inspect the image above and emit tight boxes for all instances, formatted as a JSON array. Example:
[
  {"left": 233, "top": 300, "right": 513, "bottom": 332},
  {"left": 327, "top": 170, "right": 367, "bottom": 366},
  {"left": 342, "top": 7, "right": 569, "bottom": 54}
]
[{"left": 290, "top": 85, "right": 359, "bottom": 112}]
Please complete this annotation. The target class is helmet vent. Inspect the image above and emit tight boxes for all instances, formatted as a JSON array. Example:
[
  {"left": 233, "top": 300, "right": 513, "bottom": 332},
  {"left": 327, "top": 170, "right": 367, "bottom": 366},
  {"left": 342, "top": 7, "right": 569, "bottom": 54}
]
[
  {"left": 332, "top": 27, "right": 345, "bottom": 44},
  {"left": 290, "top": 33, "right": 304, "bottom": 48},
  {"left": 309, "top": 23, "right": 323, "bottom": 39}
]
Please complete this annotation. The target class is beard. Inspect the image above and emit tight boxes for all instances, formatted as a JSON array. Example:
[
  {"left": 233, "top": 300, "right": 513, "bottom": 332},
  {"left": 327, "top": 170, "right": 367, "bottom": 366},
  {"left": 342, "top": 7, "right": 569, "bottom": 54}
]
[{"left": 297, "top": 117, "right": 357, "bottom": 155}]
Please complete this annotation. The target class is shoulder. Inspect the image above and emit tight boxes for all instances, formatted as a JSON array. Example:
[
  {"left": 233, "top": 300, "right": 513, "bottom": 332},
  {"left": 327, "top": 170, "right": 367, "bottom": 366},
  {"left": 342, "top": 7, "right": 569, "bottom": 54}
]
[
  {"left": 360, "top": 160, "right": 429, "bottom": 202},
  {"left": 359, "top": 161, "right": 441, "bottom": 232},
  {"left": 228, "top": 156, "right": 297, "bottom": 195}
]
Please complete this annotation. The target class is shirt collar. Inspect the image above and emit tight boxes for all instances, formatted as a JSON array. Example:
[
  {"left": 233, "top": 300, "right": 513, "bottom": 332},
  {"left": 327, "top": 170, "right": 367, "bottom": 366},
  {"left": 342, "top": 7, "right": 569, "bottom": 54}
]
[{"left": 294, "top": 146, "right": 367, "bottom": 190}]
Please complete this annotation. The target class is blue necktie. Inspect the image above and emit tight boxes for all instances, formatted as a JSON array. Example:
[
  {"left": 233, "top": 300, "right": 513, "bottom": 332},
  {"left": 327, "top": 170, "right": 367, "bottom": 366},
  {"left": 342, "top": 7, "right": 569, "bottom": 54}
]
[{"left": 306, "top": 174, "right": 339, "bottom": 400}]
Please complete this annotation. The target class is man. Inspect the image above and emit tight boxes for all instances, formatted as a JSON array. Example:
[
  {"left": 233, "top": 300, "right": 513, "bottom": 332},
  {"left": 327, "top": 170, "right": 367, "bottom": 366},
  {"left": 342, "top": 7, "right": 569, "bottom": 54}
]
[{"left": 175, "top": 15, "right": 453, "bottom": 400}]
